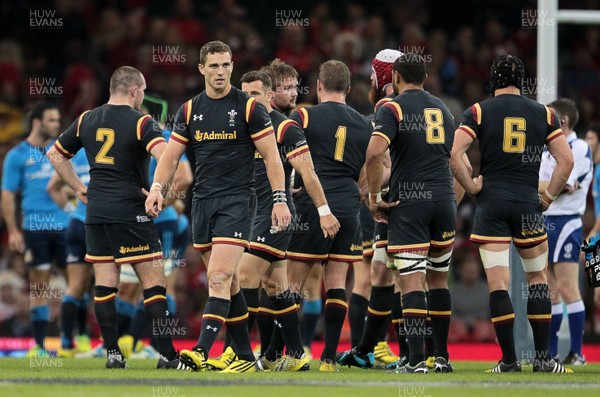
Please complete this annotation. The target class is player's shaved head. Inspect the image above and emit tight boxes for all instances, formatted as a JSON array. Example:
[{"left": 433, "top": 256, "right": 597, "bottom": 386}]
[
  {"left": 199, "top": 40, "right": 232, "bottom": 65},
  {"left": 241, "top": 71, "right": 272, "bottom": 91},
  {"left": 393, "top": 53, "right": 427, "bottom": 85},
  {"left": 262, "top": 59, "right": 298, "bottom": 90},
  {"left": 318, "top": 60, "right": 351, "bottom": 93},
  {"left": 109, "top": 66, "right": 144, "bottom": 95}
]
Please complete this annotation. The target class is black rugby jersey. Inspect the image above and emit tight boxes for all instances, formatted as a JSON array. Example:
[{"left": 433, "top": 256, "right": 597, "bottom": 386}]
[
  {"left": 290, "top": 102, "right": 371, "bottom": 217},
  {"left": 373, "top": 89, "right": 455, "bottom": 204},
  {"left": 458, "top": 94, "right": 562, "bottom": 203},
  {"left": 55, "top": 104, "right": 165, "bottom": 223},
  {"left": 170, "top": 87, "right": 274, "bottom": 199}
]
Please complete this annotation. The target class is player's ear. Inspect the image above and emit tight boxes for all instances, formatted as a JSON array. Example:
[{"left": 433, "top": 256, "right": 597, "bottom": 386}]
[
  {"left": 346, "top": 85, "right": 351, "bottom": 95},
  {"left": 423, "top": 73, "right": 428, "bottom": 85},
  {"left": 198, "top": 63, "right": 205, "bottom": 76}
]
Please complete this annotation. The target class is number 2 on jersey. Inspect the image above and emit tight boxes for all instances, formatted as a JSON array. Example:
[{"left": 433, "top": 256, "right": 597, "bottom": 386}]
[
  {"left": 424, "top": 108, "right": 445, "bottom": 144},
  {"left": 334, "top": 126, "right": 347, "bottom": 162},
  {"left": 503, "top": 117, "right": 526, "bottom": 153},
  {"left": 95, "top": 128, "right": 115, "bottom": 164}
]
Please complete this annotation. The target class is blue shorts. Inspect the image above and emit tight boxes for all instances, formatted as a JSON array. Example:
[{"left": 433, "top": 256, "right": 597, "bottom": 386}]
[
  {"left": 66, "top": 219, "right": 86, "bottom": 264},
  {"left": 545, "top": 214, "right": 582, "bottom": 264},
  {"left": 24, "top": 230, "right": 66, "bottom": 269}
]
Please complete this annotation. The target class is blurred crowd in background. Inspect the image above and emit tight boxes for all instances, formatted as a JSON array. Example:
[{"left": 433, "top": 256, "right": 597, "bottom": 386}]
[{"left": 2, "top": 0, "right": 600, "bottom": 344}]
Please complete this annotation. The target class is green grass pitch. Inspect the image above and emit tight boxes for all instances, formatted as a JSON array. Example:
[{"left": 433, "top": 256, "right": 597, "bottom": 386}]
[{"left": 1, "top": 358, "right": 599, "bottom": 397}]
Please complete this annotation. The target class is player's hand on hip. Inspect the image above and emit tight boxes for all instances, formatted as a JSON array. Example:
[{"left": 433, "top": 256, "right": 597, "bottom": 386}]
[
  {"left": 320, "top": 214, "right": 340, "bottom": 239},
  {"left": 272, "top": 203, "right": 291, "bottom": 230},
  {"left": 468, "top": 175, "right": 483, "bottom": 196},
  {"left": 8, "top": 230, "right": 25, "bottom": 253},
  {"left": 75, "top": 186, "right": 88, "bottom": 205},
  {"left": 145, "top": 189, "right": 164, "bottom": 218},
  {"left": 369, "top": 200, "right": 399, "bottom": 224}
]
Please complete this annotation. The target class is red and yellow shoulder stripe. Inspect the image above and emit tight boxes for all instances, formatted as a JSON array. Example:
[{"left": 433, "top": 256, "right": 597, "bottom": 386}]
[
  {"left": 246, "top": 97, "right": 257, "bottom": 123},
  {"left": 297, "top": 107, "right": 309, "bottom": 129},
  {"left": 76, "top": 110, "right": 90, "bottom": 137},
  {"left": 374, "top": 96, "right": 393, "bottom": 113},
  {"left": 382, "top": 101, "right": 403, "bottom": 122},
  {"left": 470, "top": 103, "right": 482, "bottom": 125},
  {"left": 183, "top": 99, "right": 193, "bottom": 125},
  {"left": 545, "top": 106, "right": 563, "bottom": 143},
  {"left": 136, "top": 114, "right": 152, "bottom": 140},
  {"left": 53, "top": 140, "right": 74, "bottom": 158},
  {"left": 457, "top": 125, "right": 477, "bottom": 140}
]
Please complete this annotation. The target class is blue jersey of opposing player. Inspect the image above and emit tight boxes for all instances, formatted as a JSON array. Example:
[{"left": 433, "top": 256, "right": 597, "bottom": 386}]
[
  {"left": 1, "top": 140, "right": 69, "bottom": 231},
  {"left": 149, "top": 129, "right": 189, "bottom": 224},
  {"left": 70, "top": 149, "right": 90, "bottom": 222}
]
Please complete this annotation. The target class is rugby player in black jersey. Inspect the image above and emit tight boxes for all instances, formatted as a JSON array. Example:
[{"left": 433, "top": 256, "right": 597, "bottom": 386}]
[
  {"left": 48, "top": 66, "right": 192, "bottom": 371},
  {"left": 146, "top": 41, "right": 291, "bottom": 373},
  {"left": 451, "top": 55, "right": 574, "bottom": 373},
  {"left": 285, "top": 60, "right": 372, "bottom": 372}
]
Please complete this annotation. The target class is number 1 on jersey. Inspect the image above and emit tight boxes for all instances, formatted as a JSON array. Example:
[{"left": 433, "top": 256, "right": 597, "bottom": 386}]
[
  {"left": 96, "top": 128, "right": 115, "bottom": 164},
  {"left": 334, "top": 126, "right": 347, "bottom": 162}
]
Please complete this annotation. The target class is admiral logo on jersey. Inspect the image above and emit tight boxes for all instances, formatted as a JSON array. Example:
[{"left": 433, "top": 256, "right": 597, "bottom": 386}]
[{"left": 194, "top": 130, "right": 237, "bottom": 141}]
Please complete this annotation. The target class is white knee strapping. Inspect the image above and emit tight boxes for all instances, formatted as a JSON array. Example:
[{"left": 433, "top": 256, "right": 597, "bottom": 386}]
[
  {"left": 427, "top": 251, "right": 452, "bottom": 272},
  {"left": 373, "top": 246, "right": 388, "bottom": 264},
  {"left": 479, "top": 248, "right": 509, "bottom": 269},
  {"left": 394, "top": 252, "right": 428, "bottom": 275},
  {"left": 520, "top": 252, "right": 547, "bottom": 273}
]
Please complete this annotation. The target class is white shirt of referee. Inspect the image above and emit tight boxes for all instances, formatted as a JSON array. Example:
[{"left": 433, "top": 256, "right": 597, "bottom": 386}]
[{"left": 539, "top": 131, "right": 593, "bottom": 216}]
